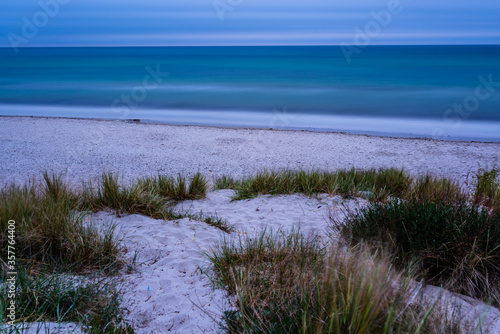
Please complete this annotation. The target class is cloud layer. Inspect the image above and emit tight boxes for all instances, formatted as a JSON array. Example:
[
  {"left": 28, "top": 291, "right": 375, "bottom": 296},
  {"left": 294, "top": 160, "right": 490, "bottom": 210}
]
[{"left": 1, "top": 0, "right": 499, "bottom": 47}]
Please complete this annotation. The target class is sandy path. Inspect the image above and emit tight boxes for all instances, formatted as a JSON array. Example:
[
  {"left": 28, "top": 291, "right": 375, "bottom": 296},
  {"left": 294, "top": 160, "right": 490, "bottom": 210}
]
[{"left": 109, "top": 190, "right": 366, "bottom": 333}]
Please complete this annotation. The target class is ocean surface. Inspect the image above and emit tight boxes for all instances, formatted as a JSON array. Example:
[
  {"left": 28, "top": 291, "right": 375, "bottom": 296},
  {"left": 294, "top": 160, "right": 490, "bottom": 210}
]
[{"left": 0, "top": 45, "right": 499, "bottom": 141}]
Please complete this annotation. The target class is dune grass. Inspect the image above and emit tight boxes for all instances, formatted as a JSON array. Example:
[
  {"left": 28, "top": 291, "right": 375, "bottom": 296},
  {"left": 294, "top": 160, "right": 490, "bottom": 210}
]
[
  {"left": 0, "top": 171, "right": 210, "bottom": 273},
  {"left": 214, "top": 175, "right": 240, "bottom": 190},
  {"left": 209, "top": 168, "right": 500, "bottom": 332},
  {"left": 473, "top": 167, "right": 500, "bottom": 214},
  {"left": 81, "top": 172, "right": 209, "bottom": 220},
  {"left": 215, "top": 168, "right": 469, "bottom": 204},
  {"left": 0, "top": 176, "right": 121, "bottom": 274},
  {"left": 82, "top": 173, "right": 171, "bottom": 220},
  {"left": 1, "top": 168, "right": 498, "bottom": 332},
  {"left": 137, "top": 172, "right": 208, "bottom": 201},
  {"left": 0, "top": 174, "right": 133, "bottom": 331},
  {"left": 334, "top": 199, "right": 500, "bottom": 307},
  {"left": 0, "top": 267, "right": 133, "bottom": 333},
  {"left": 407, "top": 174, "right": 468, "bottom": 204},
  {"left": 184, "top": 211, "right": 234, "bottom": 233},
  {"left": 206, "top": 230, "right": 462, "bottom": 333}
]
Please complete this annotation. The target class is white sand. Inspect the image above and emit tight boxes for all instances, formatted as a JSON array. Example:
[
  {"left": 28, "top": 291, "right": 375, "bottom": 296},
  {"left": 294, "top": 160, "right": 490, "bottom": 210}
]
[
  {"left": 1, "top": 116, "right": 500, "bottom": 333},
  {"left": 1, "top": 116, "right": 499, "bottom": 186},
  {"left": 110, "top": 191, "right": 367, "bottom": 333}
]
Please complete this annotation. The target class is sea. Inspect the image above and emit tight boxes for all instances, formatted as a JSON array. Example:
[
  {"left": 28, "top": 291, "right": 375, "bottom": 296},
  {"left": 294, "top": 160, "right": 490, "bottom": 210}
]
[{"left": 0, "top": 45, "right": 499, "bottom": 141}]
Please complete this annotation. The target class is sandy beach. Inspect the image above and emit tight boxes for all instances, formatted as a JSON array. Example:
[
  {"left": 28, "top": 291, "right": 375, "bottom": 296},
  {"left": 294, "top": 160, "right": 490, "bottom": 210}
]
[
  {"left": 2, "top": 116, "right": 500, "bottom": 333},
  {"left": 1, "top": 116, "right": 499, "bottom": 186}
]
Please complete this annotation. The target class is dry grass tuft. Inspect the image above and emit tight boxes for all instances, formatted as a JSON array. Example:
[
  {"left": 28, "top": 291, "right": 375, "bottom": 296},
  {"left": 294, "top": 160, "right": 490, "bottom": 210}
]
[{"left": 206, "top": 230, "right": 462, "bottom": 333}]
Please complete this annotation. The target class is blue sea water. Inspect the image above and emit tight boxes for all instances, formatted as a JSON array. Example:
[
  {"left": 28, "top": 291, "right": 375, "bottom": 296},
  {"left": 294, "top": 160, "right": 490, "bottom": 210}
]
[{"left": 0, "top": 45, "right": 499, "bottom": 141}]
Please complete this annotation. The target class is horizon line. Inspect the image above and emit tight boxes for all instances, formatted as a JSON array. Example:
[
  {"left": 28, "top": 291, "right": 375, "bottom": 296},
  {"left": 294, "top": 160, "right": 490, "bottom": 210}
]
[{"left": 1, "top": 43, "right": 500, "bottom": 49}]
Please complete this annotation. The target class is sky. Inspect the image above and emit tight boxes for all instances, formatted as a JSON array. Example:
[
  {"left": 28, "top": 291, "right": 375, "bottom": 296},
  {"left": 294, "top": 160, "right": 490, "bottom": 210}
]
[{"left": 1, "top": 0, "right": 499, "bottom": 47}]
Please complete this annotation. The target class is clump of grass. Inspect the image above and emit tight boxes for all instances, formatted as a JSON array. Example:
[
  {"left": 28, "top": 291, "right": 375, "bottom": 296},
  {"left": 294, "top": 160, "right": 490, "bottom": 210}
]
[
  {"left": 230, "top": 168, "right": 412, "bottom": 201},
  {"left": 188, "top": 172, "right": 209, "bottom": 199},
  {"left": 330, "top": 168, "right": 412, "bottom": 202},
  {"left": 473, "top": 167, "right": 500, "bottom": 213},
  {"left": 99, "top": 173, "right": 128, "bottom": 211},
  {"left": 88, "top": 172, "right": 207, "bottom": 218},
  {"left": 42, "top": 172, "right": 78, "bottom": 204},
  {"left": 173, "top": 174, "right": 188, "bottom": 200},
  {"left": 100, "top": 173, "right": 167, "bottom": 217},
  {"left": 214, "top": 175, "right": 239, "bottom": 190},
  {"left": 0, "top": 177, "right": 122, "bottom": 273},
  {"left": 182, "top": 211, "right": 234, "bottom": 233},
  {"left": 138, "top": 172, "right": 208, "bottom": 201},
  {"left": 207, "top": 230, "right": 323, "bottom": 296},
  {"left": 85, "top": 285, "right": 135, "bottom": 334},
  {"left": 407, "top": 175, "right": 468, "bottom": 204},
  {"left": 206, "top": 230, "right": 462, "bottom": 333},
  {"left": 81, "top": 173, "right": 170, "bottom": 220},
  {"left": 356, "top": 168, "right": 412, "bottom": 201},
  {"left": 0, "top": 267, "right": 133, "bottom": 333},
  {"left": 154, "top": 175, "right": 177, "bottom": 198},
  {"left": 201, "top": 215, "right": 233, "bottom": 233},
  {"left": 234, "top": 170, "right": 287, "bottom": 199},
  {"left": 0, "top": 174, "right": 133, "bottom": 331},
  {"left": 227, "top": 168, "right": 477, "bottom": 206},
  {"left": 335, "top": 199, "right": 500, "bottom": 306}
]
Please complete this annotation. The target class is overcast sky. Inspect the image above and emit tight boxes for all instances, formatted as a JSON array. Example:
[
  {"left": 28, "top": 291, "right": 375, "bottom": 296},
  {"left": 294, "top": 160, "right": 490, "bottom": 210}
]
[{"left": 1, "top": 0, "right": 499, "bottom": 47}]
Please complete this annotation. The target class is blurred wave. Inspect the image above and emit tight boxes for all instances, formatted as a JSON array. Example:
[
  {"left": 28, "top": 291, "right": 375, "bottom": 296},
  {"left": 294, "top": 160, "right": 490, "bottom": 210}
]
[{"left": 0, "top": 45, "right": 499, "bottom": 139}]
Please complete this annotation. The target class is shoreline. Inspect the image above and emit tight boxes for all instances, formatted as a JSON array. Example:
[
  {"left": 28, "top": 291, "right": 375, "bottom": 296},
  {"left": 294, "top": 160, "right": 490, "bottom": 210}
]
[
  {"left": 1, "top": 115, "right": 499, "bottom": 186},
  {"left": 1, "top": 114, "right": 499, "bottom": 144},
  {"left": 2, "top": 98, "right": 500, "bottom": 143}
]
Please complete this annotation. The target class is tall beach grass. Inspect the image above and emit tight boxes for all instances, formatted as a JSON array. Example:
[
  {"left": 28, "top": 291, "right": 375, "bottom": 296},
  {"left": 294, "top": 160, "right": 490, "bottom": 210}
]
[
  {"left": 0, "top": 175, "right": 121, "bottom": 273},
  {"left": 215, "top": 168, "right": 471, "bottom": 205},
  {"left": 206, "top": 230, "right": 462, "bottom": 333},
  {"left": 334, "top": 199, "right": 500, "bottom": 306},
  {"left": 472, "top": 167, "right": 500, "bottom": 214}
]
